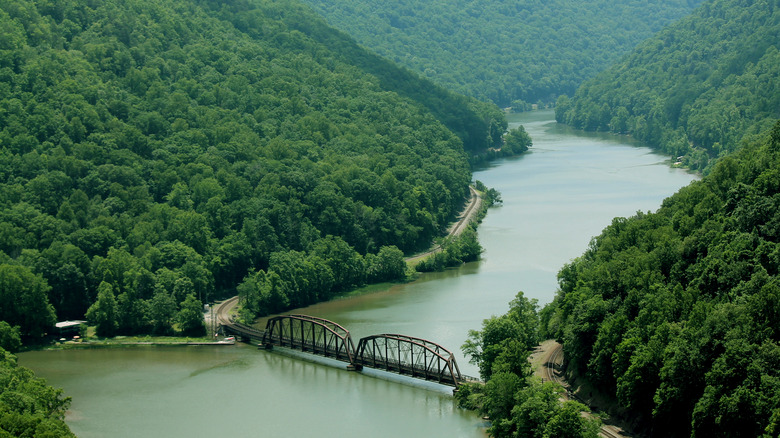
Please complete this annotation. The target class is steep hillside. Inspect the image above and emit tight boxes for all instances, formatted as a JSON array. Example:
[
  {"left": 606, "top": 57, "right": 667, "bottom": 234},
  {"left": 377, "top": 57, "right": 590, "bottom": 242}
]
[
  {"left": 0, "top": 0, "right": 503, "bottom": 338},
  {"left": 299, "top": 0, "right": 703, "bottom": 106},
  {"left": 556, "top": 0, "right": 780, "bottom": 171},
  {"left": 542, "top": 121, "right": 780, "bottom": 437}
]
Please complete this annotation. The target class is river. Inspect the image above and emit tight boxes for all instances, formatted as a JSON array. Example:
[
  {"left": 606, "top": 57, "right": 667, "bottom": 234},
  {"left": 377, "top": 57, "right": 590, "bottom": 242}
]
[{"left": 19, "top": 111, "right": 697, "bottom": 438}]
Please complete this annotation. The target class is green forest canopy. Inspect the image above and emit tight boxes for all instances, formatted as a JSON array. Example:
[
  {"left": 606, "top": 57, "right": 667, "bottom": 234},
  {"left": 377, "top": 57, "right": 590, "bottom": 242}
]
[
  {"left": 0, "top": 0, "right": 507, "bottom": 340},
  {"left": 456, "top": 0, "right": 780, "bottom": 436},
  {"left": 542, "top": 120, "right": 780, "bottom": 438},
  {"left": 298, "top": 0, "right": 704, "bottom": 106},
  {"left": 556, "top": 0, "right": 780, "bottom": 172},
  {"left": 0, "top": 348, "right": 75, "bottom": 437}
]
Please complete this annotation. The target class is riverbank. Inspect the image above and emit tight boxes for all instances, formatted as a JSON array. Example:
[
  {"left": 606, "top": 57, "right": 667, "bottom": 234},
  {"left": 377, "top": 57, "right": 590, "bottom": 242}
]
[{"left": 39, "top": 335, "right": 236, "bottom": 350}]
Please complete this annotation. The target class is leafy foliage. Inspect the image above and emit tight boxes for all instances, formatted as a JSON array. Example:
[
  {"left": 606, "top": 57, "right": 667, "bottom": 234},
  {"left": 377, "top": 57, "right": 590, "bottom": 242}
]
[
  {"left": 0, "top": 323, "right": 20, "bottom": 353},
  {"left": 543, "top": 121, "right": 780, "bottom": 437},
  {"left": 0, "top": 264, "right": 56, "bottom": 340},
  {"left": 0, "top": 348, "right": 75, "bottom": 437},
  {"left": 0, "top": 0, "right": 503, "bottom": 333},
  {"left": 556, "top": 0, "right": 780, "bottom": 172},
  {"left": 299, "top": 0, "right": 703, "bottom": 106},
  {"left": 457, "top": 292, "right": 601, "bottom": 437}
]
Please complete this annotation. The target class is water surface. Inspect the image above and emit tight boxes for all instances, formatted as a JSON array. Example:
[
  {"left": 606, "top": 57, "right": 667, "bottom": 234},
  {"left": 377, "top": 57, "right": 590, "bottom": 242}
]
[{"left": 20, "top": 111, "right": 697, "bottom": 437}]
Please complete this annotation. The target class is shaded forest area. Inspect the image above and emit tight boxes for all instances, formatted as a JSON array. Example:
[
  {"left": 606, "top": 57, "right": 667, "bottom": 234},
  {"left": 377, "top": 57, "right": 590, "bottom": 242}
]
[
  {"left": 299, "top": 0, "right": 704, "bottom": 106},
  {"left": 556, "top": 0, "right": 780, "bottom": 171}
]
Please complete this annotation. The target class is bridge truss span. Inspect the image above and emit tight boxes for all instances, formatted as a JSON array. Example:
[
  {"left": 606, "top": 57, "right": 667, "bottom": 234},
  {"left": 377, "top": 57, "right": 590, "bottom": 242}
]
[
  {"left": 355, "top": 334, "right": 463, "bottom": 387},
  {"left": 262, "top": 314, "right": 357, "bottom": 364}
]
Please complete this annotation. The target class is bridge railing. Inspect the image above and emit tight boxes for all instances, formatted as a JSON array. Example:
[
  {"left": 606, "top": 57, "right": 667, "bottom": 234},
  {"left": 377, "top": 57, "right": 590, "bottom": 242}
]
[
  {"left": 355, "top": 334, "right": 462, "bottom": 386},
  {"left": 262, "top": 314, "right": 357, "bottom": 363},
  {"left": 220, "top": 309, "right": 468, "bottom": 387}
]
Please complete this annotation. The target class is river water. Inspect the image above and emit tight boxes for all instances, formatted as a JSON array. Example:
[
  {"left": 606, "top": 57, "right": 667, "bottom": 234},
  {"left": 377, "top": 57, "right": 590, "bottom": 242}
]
[{"left": 19, "top": 111, "right": 696, "bottom": 438}]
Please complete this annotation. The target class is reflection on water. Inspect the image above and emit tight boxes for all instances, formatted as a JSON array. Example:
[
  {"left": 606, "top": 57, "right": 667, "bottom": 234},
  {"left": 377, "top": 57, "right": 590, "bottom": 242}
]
[{"left": 19, "top": 111, "right": 696, "bottom": 438}]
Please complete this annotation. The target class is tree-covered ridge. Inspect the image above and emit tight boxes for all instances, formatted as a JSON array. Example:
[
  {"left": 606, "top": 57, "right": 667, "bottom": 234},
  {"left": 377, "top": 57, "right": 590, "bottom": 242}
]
[
  {"left": 298, "top": 0, "right": 703, "bottom": 106},
  {"left": 542, "top": 121, "right": 780, "bottom": 437},
  {"left": 0, "top": 0, "right": 503, "bottom": 339},
  {"left": 556, "top": 0, "right": 780, "bottom": 172}
]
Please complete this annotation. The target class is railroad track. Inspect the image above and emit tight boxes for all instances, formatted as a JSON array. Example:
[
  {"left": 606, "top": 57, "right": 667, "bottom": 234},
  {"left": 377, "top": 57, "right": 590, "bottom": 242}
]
[
  {"left": 216, "top": 296, "right": 239, "bottom": 326},
  {"left": 542, "top": 343, "right": 627, "bottom": 438},
  {"left": 544, "top": 342, "right": 563, "bottom": 384},
  {"left": 600, "top": 425, "right": 623, "bottom": 438}
]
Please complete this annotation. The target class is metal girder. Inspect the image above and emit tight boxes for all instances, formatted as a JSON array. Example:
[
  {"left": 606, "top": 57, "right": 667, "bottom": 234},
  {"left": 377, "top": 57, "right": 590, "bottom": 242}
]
[
  {"left": 354, "top": 334, "right": 463, "bottom": 387},
  {"left": 262, "top": 314, "right": 357, "bottom": 363}
]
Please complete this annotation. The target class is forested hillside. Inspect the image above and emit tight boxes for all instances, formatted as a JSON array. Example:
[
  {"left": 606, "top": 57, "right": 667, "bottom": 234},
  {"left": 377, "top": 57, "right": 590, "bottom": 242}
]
[
  {"left": 541, "top": 121, "right": 780, "bottom": 437},
  {"left": 299, "top": 0, "right": 703, "bottom": 106},
  {"left": 0, "top": 0, "right": 506, "bottom": 341},
  {"left": 556, "top": 0, "right": 780, "bottom": 172}
]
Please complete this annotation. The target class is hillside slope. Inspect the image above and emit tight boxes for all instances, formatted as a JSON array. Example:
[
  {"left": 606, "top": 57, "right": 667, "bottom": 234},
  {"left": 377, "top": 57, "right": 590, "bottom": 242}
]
[
  {"left": 299, "top": 0, "right": 704, "bottom": 106},
  {"left": 0, "top": 0, "right": 502, "bottom": 337},
  {"left": 542, "top": 121, "right": 780, "bottom": 438},
  {"left": 556, "top": 0, "right": 780, "bottom": 171}
]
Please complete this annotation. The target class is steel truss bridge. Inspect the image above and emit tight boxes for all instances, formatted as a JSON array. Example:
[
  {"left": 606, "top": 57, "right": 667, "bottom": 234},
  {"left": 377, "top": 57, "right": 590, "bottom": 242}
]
[{"left": 221, "top": 309, "right": 468, "bottom": 387}]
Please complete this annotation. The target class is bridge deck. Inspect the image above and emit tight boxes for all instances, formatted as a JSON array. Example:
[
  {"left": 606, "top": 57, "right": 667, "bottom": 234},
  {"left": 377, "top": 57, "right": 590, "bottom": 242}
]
[{"left": 216, "top": 303, "right": 468, "bottom": 387}]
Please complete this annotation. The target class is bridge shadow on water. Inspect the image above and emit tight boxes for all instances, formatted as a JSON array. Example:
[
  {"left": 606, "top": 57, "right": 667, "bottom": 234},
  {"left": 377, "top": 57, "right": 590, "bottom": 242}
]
[{"left": 223, "top": 314, "right": 479, "bottom": 391}]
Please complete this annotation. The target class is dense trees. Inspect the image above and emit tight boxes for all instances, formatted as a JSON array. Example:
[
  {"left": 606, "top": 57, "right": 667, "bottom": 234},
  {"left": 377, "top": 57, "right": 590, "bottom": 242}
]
[
  {"left": 0, "top": 265, "right": 56, "bottom": 340},
  {"left": 0, "top": 348, "right": 75, "bottom": 437},
  {"left": 541, "top": 122, "right": 780, "bottom": 437},
  {"left": 456, "top": 292, "right": 601, "bottom": 438},
  {"left": 298, "top": 0, "right": 703, "bottom": 106},
  {"left": 556, "top": 0, "right": 780, "bottom": 172},
  {"left": 0, "top": 0, "right": 505, "bottom": 339}
]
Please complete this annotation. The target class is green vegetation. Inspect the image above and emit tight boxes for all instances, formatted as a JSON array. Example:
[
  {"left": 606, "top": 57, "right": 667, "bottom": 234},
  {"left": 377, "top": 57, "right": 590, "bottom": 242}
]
[
  {"left": 456, "top": 292, "right": 602, "bottom": 438},
  {"left": 413, "top": 227, "right": 482, "bottom": 272},
  {"left": 455, "top": 1, "right": 780, "bottom": 436},
  {"left": 541, "top": 122, "right": 780, "bottom": 437},
  {"left": 414, "top": 181, "right": 503, "bottom": 272},
  {"left": 0, "top": 0, "right": 509, "bottom": 342},
  {"left": 0, "top": 348, "right": 75, "bottom": 437},
  {"left": 298, "top": 0, "right": 703, "bottom": 106},
  {"left": 556, "top": 0, "right": 780, "bottom": 171}
]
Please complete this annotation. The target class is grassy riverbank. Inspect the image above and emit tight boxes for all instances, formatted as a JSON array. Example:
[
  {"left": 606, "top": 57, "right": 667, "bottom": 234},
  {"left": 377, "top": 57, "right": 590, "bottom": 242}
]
[{"left": 45, "top": 335, "right": 235, "bottom": 350}]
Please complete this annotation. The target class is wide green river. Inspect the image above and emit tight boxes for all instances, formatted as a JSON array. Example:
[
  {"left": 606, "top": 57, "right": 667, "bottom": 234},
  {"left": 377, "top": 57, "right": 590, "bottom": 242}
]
[{"left": 19, "top": 111, "right": 697, "bottom": 437}]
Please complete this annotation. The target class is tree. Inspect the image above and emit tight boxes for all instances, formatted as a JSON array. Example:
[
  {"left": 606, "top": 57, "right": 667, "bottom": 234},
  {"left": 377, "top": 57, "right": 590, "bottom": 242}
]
[
  {"left": 543, "top": 401, "right": 600, "bottom": 438},
  {"left": 148, "top": 290, "right": 176, "bottom": 335},
  {"left": 503, "top": 126, "right": 532, "bottom": 154},
  {"left": 366, "top": 245, "right": 406, "bottom": 282},
  {"left": 0, "top": 348, "right": 75, "bottom": 437},
  {"left": 482, "top": 372, "right": 525, "bottom": 436},
  {"left": 0, "top": 264, "right": 56, "bottom": 339},
  {"left": 0, "top": 322, "right": 21, "bottom": 353},
  {"left": 86, "top": 281, "right": 118, "bottom": 338},
  {"left": 462, "top": 291, "right": 539, "bottom": 380},
  {"left": 176, "top": 294, "right": 206, "bottom": 337}
]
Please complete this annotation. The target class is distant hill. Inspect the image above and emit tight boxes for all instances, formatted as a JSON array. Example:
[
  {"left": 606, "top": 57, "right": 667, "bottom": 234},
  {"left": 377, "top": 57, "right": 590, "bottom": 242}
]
[
  {"left": 299, "top": 0, "right": 704, "bottom": 106},
  {"left": 556, "top": 0, "right": 780, "bottom": 171},
  {"left": 0, "top": 0, "right": 504, "bottom": 337}
]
